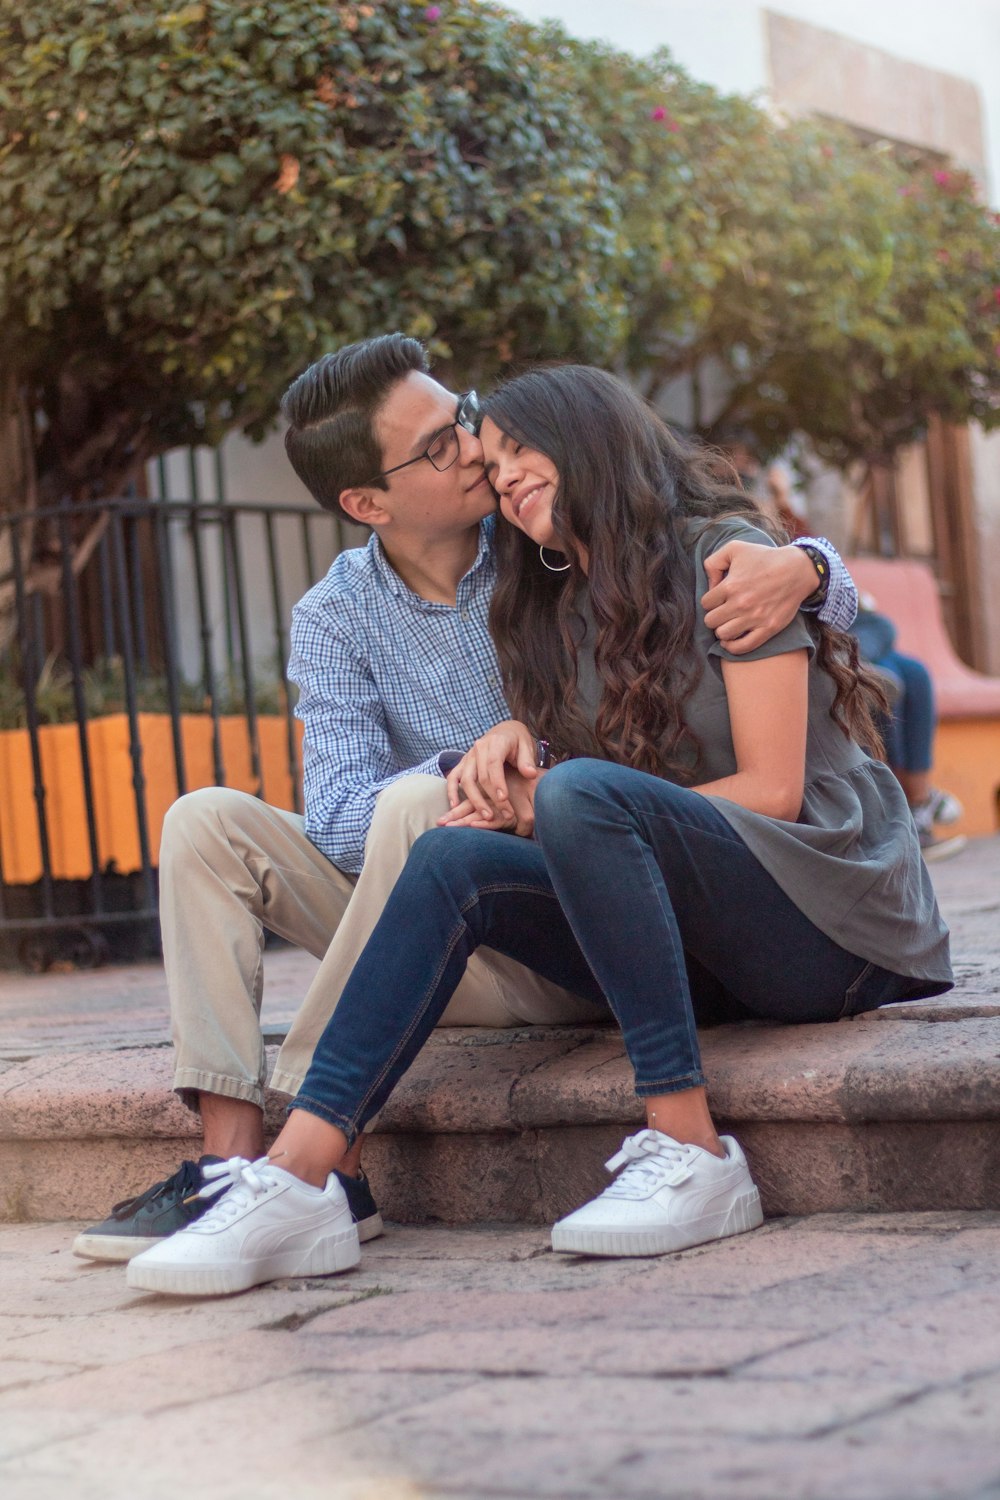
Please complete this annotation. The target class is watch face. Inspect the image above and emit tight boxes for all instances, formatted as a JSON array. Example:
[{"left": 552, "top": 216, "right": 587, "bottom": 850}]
[
  {"left": 805, "top": 547, "right": 828, "bottom": 587},
  {"left": 799, "top": 546, "right": 829, "bottom": 607}
]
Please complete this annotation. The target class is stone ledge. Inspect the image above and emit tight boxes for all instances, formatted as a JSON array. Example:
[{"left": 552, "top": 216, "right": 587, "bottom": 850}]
[
  {"left": 2, "top": 1002, "right": 999, "bottom": 1222},
  {"left": 2, "top": 1005, "right": 998, "bottom": 1143}
]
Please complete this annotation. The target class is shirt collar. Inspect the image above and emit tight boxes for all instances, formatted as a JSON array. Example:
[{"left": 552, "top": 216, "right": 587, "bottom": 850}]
[{"left": 369, "top": 516, "right": 496, "bottom": 602}]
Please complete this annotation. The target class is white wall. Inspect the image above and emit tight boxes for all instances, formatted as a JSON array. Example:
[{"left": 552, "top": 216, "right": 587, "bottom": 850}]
[
  {"left": 507, "top": 0, "right": 766, "bottom": 95},
  {"left": 505, "top": 0, "right": 1000, "bottom": 201},
  {"left": 146, "top": 437, "right": 346, "bottom": 683}
]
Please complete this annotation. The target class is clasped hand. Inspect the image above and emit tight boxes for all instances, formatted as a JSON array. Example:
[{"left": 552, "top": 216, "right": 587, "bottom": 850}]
[{"left": 438, "top": 719, "right": 545, "bottom": 836}]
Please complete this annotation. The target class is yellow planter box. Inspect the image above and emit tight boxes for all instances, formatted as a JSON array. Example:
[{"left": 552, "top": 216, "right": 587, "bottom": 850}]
[{"left": 0, "top": 713, "right": 303, "bottom": 885}]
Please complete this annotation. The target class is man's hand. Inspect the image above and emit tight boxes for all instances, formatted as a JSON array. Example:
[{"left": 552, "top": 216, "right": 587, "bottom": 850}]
[
  {"left": 438, "top": 766, "right": 544, "bottom": 837},
  {"left": 444, "top": 719, "right": 539, "bottom": 823},
  {"left": 702, "top": 541, "right": 818, "bottom": 654}
]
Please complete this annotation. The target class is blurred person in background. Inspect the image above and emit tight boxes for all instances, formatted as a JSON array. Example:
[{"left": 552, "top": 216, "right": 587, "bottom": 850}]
[{"left": 851, "top": 595, "right": 966, "bottom": 862}]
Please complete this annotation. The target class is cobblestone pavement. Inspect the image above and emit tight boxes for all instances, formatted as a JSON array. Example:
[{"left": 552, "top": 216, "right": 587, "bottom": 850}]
[
  {"left": 0, "top": 943, "right": 317, "bottom": 1065},
  {"left": 1, "top": 1213, "right": 999, "bottom": 1500},
  {"left": 0, "top": 841, "right": 998, "bottom": 1498}
]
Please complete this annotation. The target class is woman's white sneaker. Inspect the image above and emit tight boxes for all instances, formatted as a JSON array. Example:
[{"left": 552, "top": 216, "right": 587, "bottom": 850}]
[
  {"left": 551, "top": 1129, "right": 763, "bottom": 1258},
  {"left": 126, "top": 1157, "right": 361, "bottom": 1296}
]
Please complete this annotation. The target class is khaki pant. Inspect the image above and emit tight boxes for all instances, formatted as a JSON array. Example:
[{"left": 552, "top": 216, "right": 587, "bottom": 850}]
[{"left": 160, "top": 775, "right": 599, "bottom": 1110}]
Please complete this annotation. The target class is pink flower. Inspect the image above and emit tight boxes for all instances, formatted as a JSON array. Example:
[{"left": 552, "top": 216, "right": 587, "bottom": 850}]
[
  {"left": 936, "top": 248, "right": 951, "bottom": 263},
  {"left": 820, "top": 144, "right": 834, "bottom": 159},
  {"left": 424, "top": 5, "right": 442, "bottom": 19},
  {"left": 650, "top": 106, "right": 667, "bottom": 121},
  {"left": 933, "top": 169, "right": 951, "bottom": 186}
]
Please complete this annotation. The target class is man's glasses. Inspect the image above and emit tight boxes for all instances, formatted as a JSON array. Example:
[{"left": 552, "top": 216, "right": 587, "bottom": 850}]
[{"left": 365, "top": 391, "right": 483, "bottom": 485}]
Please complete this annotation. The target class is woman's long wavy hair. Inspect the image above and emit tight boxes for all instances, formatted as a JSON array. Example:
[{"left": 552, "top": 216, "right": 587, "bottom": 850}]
[{"left": 484, "top": 366, "right": 886, "bottom": 779}]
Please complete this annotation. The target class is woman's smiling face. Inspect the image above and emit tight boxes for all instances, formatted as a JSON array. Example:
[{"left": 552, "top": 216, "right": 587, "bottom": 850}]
[{"left": 480, "top": 416, "right": 560, "bottom": 548}]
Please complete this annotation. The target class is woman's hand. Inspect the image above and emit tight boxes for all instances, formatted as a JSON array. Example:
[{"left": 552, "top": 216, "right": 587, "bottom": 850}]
[
  {"left": 444, "top": 719, "right": 540, "bottom": 824},
  {"left": 439, "top": 767, "right": 546, "bottom": 837}
]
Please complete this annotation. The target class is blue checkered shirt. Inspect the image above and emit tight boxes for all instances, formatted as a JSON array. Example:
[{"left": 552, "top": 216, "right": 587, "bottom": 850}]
[{"left": 289, "top": 521, "right": 855, "bottom": 873}]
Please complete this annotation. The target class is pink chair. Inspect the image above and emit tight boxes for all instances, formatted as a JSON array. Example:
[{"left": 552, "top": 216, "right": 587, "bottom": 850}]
[{"left": 846, "top": 557, "right": 1000, "bottom": 836}]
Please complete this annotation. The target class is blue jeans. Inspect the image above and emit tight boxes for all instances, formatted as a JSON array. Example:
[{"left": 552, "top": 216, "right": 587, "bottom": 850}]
[
  {"left": 878, "top": 650, "right": 935, "bottom": 774},
  {"left": 294, "top": 760, "right": 914, "bottom": 1142}
]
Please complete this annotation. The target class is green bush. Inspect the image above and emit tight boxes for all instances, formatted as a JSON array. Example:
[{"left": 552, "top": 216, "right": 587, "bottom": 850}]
[
  {"left": 0, "top": 654, "right": 292, "bottom": 730},
  {"left": 1, "top": 0, "right": 998, "bottom": 501},
  {"left": 565, "top": 34, "right": 1000, "bottom": 463},
  {"left": 0, "top": 0, "right": 624, "bottom": 501}
]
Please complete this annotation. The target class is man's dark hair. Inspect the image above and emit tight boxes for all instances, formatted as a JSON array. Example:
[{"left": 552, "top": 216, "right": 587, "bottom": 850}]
[{"left": 281, "top": 334, "right": 430, "bottom": 519}]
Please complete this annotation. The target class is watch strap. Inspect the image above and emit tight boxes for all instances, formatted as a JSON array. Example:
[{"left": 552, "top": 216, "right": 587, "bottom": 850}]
[{"left": 799, "top": 543, "right": 830, "bottom": 609}]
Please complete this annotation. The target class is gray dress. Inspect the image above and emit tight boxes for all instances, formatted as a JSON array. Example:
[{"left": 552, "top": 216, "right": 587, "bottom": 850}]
[{"left": 573, "top": 517, "right": 952, "bottom": 993}]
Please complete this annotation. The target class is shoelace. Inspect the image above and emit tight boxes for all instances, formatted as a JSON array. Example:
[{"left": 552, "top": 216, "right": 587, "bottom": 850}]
[
  {"left": 601, "top": 1130, "right": 696, "bottom": 1199},
  {"left": 110, "top": 1158, "right": 203, "bottom": 1220},
  {"left": 187, "top": 1157, "right": 277, "bottom": 1232}
]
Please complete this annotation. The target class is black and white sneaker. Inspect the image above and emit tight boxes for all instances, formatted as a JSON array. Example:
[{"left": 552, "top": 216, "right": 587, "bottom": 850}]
[
  {"left": 73, "top": 1159, "right": 384, "bottom": 1263},
  {"left": 335, "top": 1169, "right": 384, "bottom": 1244},
  {"left": 916, "top": 787, "right": 963, "bottom": 828},
  {"left": 72, "top": 1157, "right": 227, "bottom": 1262}
]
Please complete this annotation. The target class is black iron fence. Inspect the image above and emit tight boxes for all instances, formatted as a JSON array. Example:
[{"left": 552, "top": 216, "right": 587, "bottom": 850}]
[{"left": 0, "top": 495, "right": 346, "bottom": 967}]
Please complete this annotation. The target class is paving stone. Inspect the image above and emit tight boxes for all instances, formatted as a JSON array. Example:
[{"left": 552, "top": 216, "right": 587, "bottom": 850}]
[
  {"left": 855, "top": 1368, "right": 1000, "bottom": 1443},
  {"left": 298, "top": 1320, "right": 806, "bottom": 1376},
  {"left": 747, "top": 1285, "right": 1000, "bottom": 1383},
  {"left": 0, "top": 1369, "right": 473, "bottom": 1498},
  {"left": 0, "top": 1288, "right": 374, "bottom": 1369},
  {"left": 2, "top": 1217, "right": 1000, "bottom": 1500},
  {"left": 0, "top": 949, "right": 314, "bottom": 1061},
  {"left": 327, "top": 1378, "right": 937, "bottom": 1499},
  {"left": 0, "top": 1360, "right": 86, "bottom": 1394},
  {"left": 0, "top": 1327, "right": 351, "bottom": 1434},
  {"left": 571, "top": 1431, "right": 1000, "bottom": 1500}
]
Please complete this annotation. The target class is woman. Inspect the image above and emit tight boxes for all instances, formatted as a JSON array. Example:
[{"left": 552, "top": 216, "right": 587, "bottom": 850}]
[{"left": 128, "top": 367, "right": 952, "bottom": 1295}]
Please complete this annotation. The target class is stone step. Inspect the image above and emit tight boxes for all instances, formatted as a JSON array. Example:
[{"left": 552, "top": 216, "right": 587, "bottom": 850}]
[{"left": 2, "top": 995, "right": 998, "bottom": 1225}]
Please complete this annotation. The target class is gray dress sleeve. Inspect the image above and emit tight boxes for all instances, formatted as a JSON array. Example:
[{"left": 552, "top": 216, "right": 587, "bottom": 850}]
[{"left": 690, "top": 518, "right": 816, "bottom": 667}]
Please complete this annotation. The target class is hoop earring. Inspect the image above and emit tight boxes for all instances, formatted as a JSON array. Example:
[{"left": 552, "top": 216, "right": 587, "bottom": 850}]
[{"left": 539, "top": 545, "right": 571, "bottom": 573}]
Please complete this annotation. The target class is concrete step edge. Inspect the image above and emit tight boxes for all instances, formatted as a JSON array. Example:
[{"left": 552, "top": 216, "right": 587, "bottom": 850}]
[{"left": 1, "top": 1010, "right": 999, "bottom": 1145}]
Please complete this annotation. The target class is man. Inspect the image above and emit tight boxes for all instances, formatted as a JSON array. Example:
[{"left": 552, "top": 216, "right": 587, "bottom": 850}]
[{"left": 73, "top": 335, "right": 856, "bottom": 1261}]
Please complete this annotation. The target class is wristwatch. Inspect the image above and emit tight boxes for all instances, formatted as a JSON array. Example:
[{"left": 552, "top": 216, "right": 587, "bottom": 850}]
[{"left": 798, "top": 543, "right": 831, "bottom": 610}]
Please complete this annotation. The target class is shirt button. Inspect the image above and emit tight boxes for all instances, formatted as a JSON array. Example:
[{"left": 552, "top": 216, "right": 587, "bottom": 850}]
[
  {"left": 460, "top": 609, "right": 470, "bottom": 622},
  {"left": 487, "top": 674, "right": 498, "bottom": 687}
]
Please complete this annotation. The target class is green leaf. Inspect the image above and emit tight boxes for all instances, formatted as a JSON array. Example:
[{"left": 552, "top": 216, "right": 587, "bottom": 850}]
[{"left": 67, "top": 38, "right": 91, "bottom": 73}]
